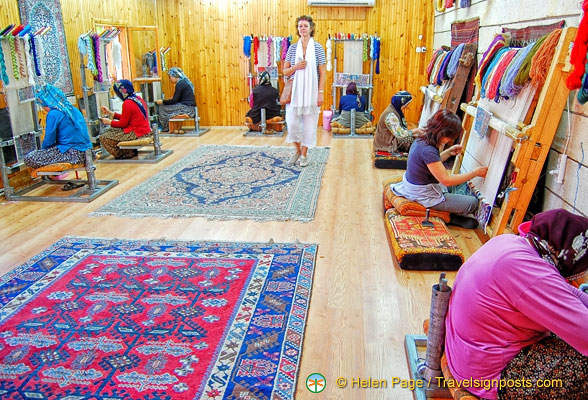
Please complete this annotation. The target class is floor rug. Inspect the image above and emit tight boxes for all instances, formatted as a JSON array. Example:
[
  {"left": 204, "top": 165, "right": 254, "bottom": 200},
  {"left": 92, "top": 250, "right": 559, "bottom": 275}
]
[
  {"left": 0, "top": 237, "right": 318, "bottom": 400},
  {"left": 91, "top": 145, "right": 330, "bottom": 221}
]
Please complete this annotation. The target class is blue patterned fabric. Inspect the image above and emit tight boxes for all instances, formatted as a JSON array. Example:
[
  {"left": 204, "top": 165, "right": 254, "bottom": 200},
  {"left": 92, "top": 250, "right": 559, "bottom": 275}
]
[
  {"left": 92, "top": 145, "right": 330, "bottom": 221},
  {"left": 18, "top": 0, "right": 74, "bottom": 94}
]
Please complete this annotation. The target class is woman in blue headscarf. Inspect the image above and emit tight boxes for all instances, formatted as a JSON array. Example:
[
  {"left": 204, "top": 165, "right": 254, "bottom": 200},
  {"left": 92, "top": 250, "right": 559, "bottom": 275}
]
[
  {"left": 100, "top": 79, "right": 150, "bottom": 159},
  {"left": 24, "top": 84, "right": 91, "bottom": 169},
  {"left": 245, "top": 71, "right": 282, "bottom": 131},
  {"left": 154, "top": 67, "right": 196, "bottom": 132},
  {"left": 374, "top": 91, "right": 422, "bottom": 154}
]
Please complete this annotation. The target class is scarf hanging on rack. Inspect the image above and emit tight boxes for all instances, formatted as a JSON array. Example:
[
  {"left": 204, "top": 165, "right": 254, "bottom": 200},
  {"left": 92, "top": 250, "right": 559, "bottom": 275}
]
[
  {"left": 253, "top": 36, "right": 259, "bottom": 65},
  {"left": 85, "top": 36, "right": 98, "bottom": 76},
  {"left": 93, "top": 34, "right": 103, "bottom": 82},
  {"left": 430, "top": 51, "right": 446, "bottom": 84},
  {"left": 267, "top": 37, "right": 272, "bottom": 67},
  {"left": 374, "top": 37, "right": 381, "bottom": 74},
  {"left": 243, "top": 35, "right": 252, "bottom": 57},
  {"left": 566, "top": 0, "right": 588, "bottom": 90}
]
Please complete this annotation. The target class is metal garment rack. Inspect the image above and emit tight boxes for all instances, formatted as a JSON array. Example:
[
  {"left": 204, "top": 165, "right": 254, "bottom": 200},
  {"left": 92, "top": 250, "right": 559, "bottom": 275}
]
[{"left": 330, "top": 37, "right": 378, "bottom": 137}]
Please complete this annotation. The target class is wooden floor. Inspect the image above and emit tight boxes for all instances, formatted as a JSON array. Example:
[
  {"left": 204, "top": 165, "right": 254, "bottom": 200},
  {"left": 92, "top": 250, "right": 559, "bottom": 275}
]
[{"left": 0, "top": 126, "right": 483, "bottom": 400}]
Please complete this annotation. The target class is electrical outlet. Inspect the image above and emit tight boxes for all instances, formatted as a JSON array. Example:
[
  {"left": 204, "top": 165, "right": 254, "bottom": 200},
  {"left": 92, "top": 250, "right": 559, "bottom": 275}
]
[{"left": 556, "top": 154, "right": 567, "bottom": 184}]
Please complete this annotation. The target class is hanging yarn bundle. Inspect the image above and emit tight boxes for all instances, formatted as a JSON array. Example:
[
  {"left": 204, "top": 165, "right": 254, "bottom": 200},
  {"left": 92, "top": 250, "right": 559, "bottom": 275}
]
[
  {"left": 444, "top": 0, "right": 454, "bottom": 9},
  {"left": 7, "top": 35, "right": 19, "bottom": 80},
  {"left": 499, "top": 41, "right": 535, "bottom": 98},
  {"left": 14, "top": 36, "right": 27, "bottom": 79},
  {"left": 529, "top": 28, "right": 562, "bottom": 90},
  {"left": 243, "top": 35, "right": 252, "bottom": 58},
  {"left": 253, "top": 36, "right": 259, "bottom": 65},
  {"left": 0, "top": 38, "right": 9, "bottom": 84},
  {"left": 566, "top": 0, "right": 588, "bottom": 90},
  {"left": 93, "top": 34, "right": 103, "bottom": 82},
  {"left": 326, "top": 38, "right": 332, "bottom": 72},
  {"left": 267, "top": 36, "right": 272, "bottom": 67},
  {"left": 435, "top": 0, "right": 446, "bottom": 12},
  {"left": 275, "top": 37, "right": 281, "bottom": 64},
  {"left": 374, "top": 37, "right": 381, "bottom": 74},
  {"left": 513, "top": 35, "right": 547, "bottom": 87},
  {"left": 29, "top": 35, "right": 41, "bottom": 76},
  {"left": 475, "top": 34, "right": 508, "bottom": 88},
  {"left": 486, "top": 48, "right": 518, "bottom": 101},
  {"left": 363, "top": 37, "right": 368, "bottom": 62},
  {"left": 446, "top": 43, "right": 464, "bottom": 78},
  {"left": 426, "top": 48, "right": 444, "bottom": 79},
  {"left": 460, "top": 0, "right": 471, "bottom": 7},
  {"left": 480, "top": 47, "right": 509, "bottom": 98},
  {"left": 281, "top": 37, "right": 289, "bottom": 60},
  {"left": 578, "top": 53, "right": 588, "bottom": 104}
]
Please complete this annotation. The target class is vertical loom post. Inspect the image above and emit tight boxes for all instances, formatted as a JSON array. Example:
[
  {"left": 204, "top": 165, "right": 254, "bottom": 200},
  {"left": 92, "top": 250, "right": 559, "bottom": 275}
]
[
  {"left": 152, "top": 123, "right": 161, "bottom": 156},
  {"left": 260, "top": 108, "right": 267, "bottom": 133},
  {"left": 84, "top": 149, "right": 97, "bottom": 190},
  {"left": 418, "top": 273, "right": 452, "bottom": 381},
  {"left": 350, "top": 108, "right": 356, "bottom": 135}
]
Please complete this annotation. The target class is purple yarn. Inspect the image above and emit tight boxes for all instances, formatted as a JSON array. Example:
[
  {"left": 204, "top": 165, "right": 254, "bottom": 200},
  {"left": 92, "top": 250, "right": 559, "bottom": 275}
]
[
  {"left": 478, "top": 34, "right": 505, "bottom": 70},
  {"left": 281, "top": 37, "right": 288, "bottom": 60},
  {"left": 460, "top": 0, "right": 471, "bottom": 7},
  {"left": 93, "top": 34, "right": 102, "bottom": 83}
]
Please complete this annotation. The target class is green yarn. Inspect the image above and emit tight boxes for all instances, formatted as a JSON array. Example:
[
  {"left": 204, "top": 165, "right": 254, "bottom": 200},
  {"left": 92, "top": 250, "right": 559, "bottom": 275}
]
[{"left": 513, "top": 35, "right": 547, "bottom": 86}]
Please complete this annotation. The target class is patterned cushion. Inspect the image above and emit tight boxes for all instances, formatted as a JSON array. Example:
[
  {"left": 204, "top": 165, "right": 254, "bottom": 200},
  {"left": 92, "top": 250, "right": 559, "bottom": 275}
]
[
  {"left": 331, "top": 121, "right": 375, "bottom": 134},
  {"left": 382, "top": 180, "right": 451, "bottom": 223},
  {"left": 440, "top": 354, "right": 480, "bottom": 400},
  {"left": 118, "top": 137, "right": 154, "bottom": 147},
  {"left": 384, "top": 208, "right": 464, "bottom": 270},
  {"left": 31, "top": 163, "right": 84, "bottom": 178}
]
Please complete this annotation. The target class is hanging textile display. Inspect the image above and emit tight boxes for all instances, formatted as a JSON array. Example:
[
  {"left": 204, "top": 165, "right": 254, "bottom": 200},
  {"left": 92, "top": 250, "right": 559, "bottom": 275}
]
[
  {"left": 373, "top": 36, "right": 381, "bottom": 74},
  {"left": 567, "top": 1, "right": 588, "bottom": 91},
  {"left": 18, "top": 0, "right": 74, "bottom": 94},
  {"left": 267, "top": 37, "right": 272, "bottom": 67}
]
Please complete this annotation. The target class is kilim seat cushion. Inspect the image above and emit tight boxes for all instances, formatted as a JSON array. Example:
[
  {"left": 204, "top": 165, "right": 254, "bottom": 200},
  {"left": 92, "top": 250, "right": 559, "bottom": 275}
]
[
  {"left": 374, "top": 150, "right": 408, "bottom": 169},
  {"left": 384, "top": 208, "right": 463, "bottom": 270},
  {"left": 31, "top": 162, "right": 84, "bottom": 178},
  {"left": 441, "top": 354, "right": 481, "bottom": 400},
  {"left": 118, "top": 137, "right": 154, "bottom": 147},
  {"left": 382, "top": 178, "right": 451, "bottom": 223}
]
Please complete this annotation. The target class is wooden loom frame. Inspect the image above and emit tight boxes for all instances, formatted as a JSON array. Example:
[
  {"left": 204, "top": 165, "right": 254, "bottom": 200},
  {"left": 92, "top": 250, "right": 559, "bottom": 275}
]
[{"left": 453, "top": 27, "right": 577, "bottom": 237}]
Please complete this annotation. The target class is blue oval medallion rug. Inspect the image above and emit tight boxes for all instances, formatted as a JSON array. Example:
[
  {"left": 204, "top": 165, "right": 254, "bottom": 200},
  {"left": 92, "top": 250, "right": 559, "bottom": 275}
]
[{"left": 91, "top": 145, "right": 330, "bottom": 221}]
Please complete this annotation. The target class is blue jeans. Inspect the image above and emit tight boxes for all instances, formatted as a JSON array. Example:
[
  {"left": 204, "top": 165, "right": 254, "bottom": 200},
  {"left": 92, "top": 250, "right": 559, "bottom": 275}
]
[{"left": 430, "top": 193, "right": 479, "bottom": 215}]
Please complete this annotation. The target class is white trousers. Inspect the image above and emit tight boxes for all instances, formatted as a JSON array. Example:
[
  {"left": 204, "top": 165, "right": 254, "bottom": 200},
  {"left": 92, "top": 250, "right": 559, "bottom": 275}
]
[{"left": 285, "top": 104, "right": 319, "bottom": 148}]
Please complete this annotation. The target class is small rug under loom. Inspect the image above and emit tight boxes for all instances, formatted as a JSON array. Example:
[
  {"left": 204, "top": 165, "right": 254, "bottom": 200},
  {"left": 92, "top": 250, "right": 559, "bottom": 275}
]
[
  {"left": 0, "top": 237, "right": 318, "bottom": 400},
  {"left": 91, "top": 145, "right": 330, "bottom": 221}
]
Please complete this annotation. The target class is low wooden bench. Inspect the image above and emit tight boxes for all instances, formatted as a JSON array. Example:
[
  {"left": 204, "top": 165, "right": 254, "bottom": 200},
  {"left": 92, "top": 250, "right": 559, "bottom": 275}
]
[
  {"left": 3, "top": 149, "right": 118, "bottom": 203},
  {"left": 97, "top": 124, "right": 173, "bottom": 164},
  {"left": 160, "top": 106, "right": 209, "bottom": 137}
]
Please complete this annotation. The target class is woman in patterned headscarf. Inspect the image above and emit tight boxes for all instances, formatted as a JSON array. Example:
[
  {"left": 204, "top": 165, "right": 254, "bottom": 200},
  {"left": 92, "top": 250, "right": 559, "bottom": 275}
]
[
  {"left": 100, "top": 80, "right": 150, "bottom": 159},
  {"left": 444, "top": 208, "right": 588, "bottom": 400},
  {"left": 373, "top": 91, "right": 422, "bottom": 154},
  {"left": 24, "top": 84, "right": 91, "bottom": 170},
  {"left": 155, "top": 67, "right": 196, "bottom": 132},
  {"left": 245, "top": 71, "right": 282, "bottom": 131}
]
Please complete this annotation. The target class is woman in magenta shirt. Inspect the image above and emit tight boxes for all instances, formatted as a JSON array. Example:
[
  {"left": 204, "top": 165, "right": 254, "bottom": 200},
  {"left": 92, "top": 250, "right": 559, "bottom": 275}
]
[{"left": 444, "top": 209, "right": 588, "bottom": 399}]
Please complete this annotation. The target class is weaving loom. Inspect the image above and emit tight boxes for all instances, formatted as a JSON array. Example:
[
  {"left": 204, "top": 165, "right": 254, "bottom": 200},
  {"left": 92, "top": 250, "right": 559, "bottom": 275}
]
[{"left": 453, "top": 26, "right": 577, "bottom": 236}]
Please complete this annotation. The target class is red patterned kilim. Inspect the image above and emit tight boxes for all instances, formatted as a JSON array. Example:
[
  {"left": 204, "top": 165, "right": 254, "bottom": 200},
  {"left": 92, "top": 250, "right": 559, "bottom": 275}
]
[{"left": 0, "top": 237, "right": 318, "bottom": 399}]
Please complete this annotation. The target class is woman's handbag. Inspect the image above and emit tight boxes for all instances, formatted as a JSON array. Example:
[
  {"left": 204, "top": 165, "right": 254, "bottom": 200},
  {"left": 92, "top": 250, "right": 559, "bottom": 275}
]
[{"left": 279, "top": 78, "right": 293, "bottom": 105}]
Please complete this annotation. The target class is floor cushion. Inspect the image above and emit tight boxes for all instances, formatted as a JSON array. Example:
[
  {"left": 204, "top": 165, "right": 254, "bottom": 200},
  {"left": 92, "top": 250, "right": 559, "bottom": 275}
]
[
  {"left": 383, "top": 180, "right": 451, "bottom": 223},
  {"left": 331, "top": 120, "right": 376, "bottom": 135},
  {"left": 384, "top": 208, "right": 464, "bottom": 270},
  {"left": 374, "top": 150, "right": 408, "bottom": 169}
]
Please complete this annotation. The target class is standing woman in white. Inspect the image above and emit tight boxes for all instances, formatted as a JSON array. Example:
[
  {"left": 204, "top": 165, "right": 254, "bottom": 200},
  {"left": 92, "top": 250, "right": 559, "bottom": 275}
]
[{"left": 282, "top": 15, "right": 326, "bottom": 167}]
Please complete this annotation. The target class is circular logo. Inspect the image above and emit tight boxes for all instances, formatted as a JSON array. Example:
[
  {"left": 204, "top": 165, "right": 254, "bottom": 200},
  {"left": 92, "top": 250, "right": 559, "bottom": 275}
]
[{"left": 306, "top": 373, "right": 326, "bottom": 393}]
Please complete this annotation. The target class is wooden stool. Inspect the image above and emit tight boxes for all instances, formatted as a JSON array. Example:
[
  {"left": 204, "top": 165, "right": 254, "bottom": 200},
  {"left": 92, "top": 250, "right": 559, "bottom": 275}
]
[
  {"left": 98, "top": 124, "right": 173, "bottom": 164},
  {"left": 168, "top": 114, "right": 193, "bottom": 134}
]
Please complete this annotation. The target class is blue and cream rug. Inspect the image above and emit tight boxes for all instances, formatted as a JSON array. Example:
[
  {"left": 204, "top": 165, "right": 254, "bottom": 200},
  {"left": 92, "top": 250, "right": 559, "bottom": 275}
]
[{"left": 91, "top": 145, "right": 329, "bottom": 221}]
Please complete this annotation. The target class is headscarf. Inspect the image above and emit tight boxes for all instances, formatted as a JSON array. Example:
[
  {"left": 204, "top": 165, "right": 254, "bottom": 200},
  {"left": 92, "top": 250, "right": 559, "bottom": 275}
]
[
  {"left": 167, "top": 66, "right": 194, "bottom": 91},
  {"left": 258, "top": 71, "right": 271, "bottom": 86},
  {"left": 390, "top": 91, "right": 413, "bottom": 129},
  {"left": 113, "top": 79, "right": 147, "bottom": 118},
  {"left": 35, "top": 84, "right": 76, "bottom": 123},
  {"left": 527, "top": 209, "right": 588, "bottom": 278},
  {"left": 346, "top": 82, "right": 361, "bottom": 109}
]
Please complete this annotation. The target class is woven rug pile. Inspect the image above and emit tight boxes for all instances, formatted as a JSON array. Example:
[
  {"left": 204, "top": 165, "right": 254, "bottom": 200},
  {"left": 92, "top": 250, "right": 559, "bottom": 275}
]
[
  {"left": 91, "top": 145, "right": 330, "bottom": 221},
  {"left": 0, "top": 237, "right": 318, "bottom": 399}
]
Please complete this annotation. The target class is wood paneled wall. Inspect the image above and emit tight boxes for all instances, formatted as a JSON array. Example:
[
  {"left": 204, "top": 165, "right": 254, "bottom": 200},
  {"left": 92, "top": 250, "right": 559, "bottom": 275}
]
[
  {"left": 3, "top": 0, "right": 433, "bottom": 126},
  {"left": 156, "top": 0, "right": 434, "bottom": 125}
]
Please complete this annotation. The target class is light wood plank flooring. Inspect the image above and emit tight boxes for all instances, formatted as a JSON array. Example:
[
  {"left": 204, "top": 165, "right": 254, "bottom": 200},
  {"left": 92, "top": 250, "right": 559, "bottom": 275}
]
[{"left": 0, "top": 127, "right": 483, "bottom": 400}]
